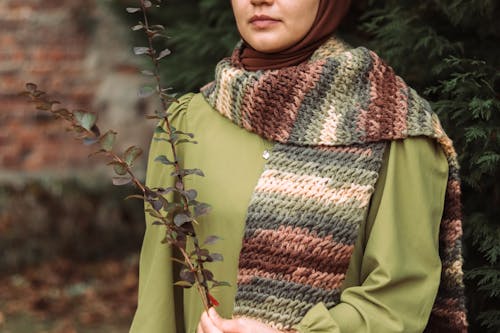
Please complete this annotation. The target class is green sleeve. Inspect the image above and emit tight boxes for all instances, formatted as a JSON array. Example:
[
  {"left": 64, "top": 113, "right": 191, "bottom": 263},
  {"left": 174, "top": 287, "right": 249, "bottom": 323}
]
[
  {"left": 130, "top": 93, "right": 274, "bottom": 333},
  {"left": 129, "top": 93, "right": 195, "bottom": 333},
  {"left": 131, "top": 93, "right": 449, "bottom": 333},
  {"left": 294, "top": 137, "right": 448, "bottom": 333}
]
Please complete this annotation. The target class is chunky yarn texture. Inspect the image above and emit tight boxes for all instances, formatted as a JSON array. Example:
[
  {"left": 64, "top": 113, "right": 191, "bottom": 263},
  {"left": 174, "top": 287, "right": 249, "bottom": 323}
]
[{"left": 201, "top": 37, "right": 467, "bottom": 332}]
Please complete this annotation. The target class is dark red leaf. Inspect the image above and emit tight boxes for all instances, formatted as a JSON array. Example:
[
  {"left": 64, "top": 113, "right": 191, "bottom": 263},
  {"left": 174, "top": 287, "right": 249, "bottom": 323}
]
[
  {"left": 179, "top": 269, "right": 195, "bottom": 284},
  {"left": 208, "top": 293, "right": 219, "bottom": 307}
]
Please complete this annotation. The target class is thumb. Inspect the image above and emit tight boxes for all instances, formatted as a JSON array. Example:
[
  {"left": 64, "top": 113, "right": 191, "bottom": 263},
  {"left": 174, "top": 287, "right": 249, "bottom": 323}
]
[{"left": 208, "top": 308, "right": 241, "bottom": 332}]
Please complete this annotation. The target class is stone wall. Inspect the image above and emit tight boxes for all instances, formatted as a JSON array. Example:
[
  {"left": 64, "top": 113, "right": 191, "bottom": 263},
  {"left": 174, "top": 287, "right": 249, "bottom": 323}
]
[
  {"left": 0, "top": 0, "right": 154, "bottom": 177},
  {"left": 0, "top": 0, "right": 157, "bottom": 270}
]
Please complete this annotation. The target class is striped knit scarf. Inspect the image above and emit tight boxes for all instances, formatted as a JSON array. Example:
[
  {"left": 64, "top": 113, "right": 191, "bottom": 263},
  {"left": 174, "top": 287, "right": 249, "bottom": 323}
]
[{"left": 201, "top": 37, "right": 467, "bottom": 332}]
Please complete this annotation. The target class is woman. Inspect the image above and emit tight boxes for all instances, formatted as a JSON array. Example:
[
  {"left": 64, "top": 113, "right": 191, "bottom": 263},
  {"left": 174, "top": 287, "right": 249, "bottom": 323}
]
[{"left": 130, "top": 0, "right": 467, "bottom": 332}]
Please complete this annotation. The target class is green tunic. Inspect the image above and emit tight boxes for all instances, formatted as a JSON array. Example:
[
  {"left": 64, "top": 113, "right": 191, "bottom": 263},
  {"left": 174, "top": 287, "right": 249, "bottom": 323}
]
[{"left": 130, "top": 93, "right": 448, "bottom": 333}]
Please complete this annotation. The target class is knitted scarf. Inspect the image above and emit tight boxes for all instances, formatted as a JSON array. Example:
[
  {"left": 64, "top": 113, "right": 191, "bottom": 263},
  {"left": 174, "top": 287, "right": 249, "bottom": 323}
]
[{"left": 200, "top": 37, "right": 467, "bottom": 332}]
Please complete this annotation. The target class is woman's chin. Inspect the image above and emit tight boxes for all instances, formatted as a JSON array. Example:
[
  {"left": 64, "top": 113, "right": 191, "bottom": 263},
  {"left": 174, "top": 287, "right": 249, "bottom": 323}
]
[{"left": 246, "top": 38, "right": 293, "bottom": 53}]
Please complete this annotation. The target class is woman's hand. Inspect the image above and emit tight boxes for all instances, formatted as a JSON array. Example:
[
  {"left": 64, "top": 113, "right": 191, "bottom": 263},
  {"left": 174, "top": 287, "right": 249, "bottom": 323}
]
[{"left": 197, "top": 307, "right": 286, "bottom": 333}]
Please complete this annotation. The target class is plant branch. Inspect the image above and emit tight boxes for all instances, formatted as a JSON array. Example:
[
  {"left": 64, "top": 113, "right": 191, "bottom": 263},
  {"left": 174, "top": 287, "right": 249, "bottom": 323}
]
[
  {"left": 139, "top": 0, "right": 190, "bottom": 213},
  {"left": 21, "top": 0, "right": 226, "bottom": 314}
]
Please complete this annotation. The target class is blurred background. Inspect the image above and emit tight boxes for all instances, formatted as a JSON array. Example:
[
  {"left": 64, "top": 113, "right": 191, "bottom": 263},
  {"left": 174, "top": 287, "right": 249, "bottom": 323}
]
[{"left": 0, "top": 0, "right": 498, "bottom": 332}]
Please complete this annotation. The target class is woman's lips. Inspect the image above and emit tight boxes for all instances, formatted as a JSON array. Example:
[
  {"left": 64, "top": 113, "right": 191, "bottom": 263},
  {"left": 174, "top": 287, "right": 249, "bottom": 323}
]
[{"left": 249, "top": 15, "right": 280, "bottom": 29}]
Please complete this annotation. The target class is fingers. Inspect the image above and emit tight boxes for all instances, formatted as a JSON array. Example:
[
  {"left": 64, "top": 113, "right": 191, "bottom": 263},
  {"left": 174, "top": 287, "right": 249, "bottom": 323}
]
[
  {"left": 208, "top": 308, "right": 242, "bottom": 332},
  {"left": 201, "top": 309, "right": 281, "bottom": 333},
  {"left": 198, "top": 309, "right": 223, "bottom": 333}
]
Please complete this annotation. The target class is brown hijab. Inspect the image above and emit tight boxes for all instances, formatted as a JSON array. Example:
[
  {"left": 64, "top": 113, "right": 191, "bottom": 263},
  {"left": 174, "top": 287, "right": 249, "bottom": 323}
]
[{"left": 238, "top": 0, "right": 352, "bottom": 71}]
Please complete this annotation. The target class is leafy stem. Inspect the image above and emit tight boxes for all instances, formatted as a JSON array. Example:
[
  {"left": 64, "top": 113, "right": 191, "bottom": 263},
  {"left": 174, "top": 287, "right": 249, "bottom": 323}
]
[
  {"left": 179, "top": 247, "right": 210, "bottom": 310},
  {"left": 21, "top": 0, "right": 228, "bottom": 314},
  {"left": 134, "top": 1, "right": 216, "bottom": 310},
  {"left": 137, "top": 0, "right": 189, "bottom": 213}
]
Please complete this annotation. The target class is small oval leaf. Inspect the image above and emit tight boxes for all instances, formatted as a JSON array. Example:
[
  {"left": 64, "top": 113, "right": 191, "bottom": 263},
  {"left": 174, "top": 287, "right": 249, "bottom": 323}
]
[
  {"left": 157, "top": 48, "right": 171, "bottom": 60},
  {"left": 126, "top": 7, "right": 141, "bottom": 13},
  {"left": 154, "top": 125, "right": 167, "bottom": 135},
  {"left": 202, "top": 269, "right": 214, "bottom": 281},
  {"left": 203, "top": 235, "right": 221, "bottom": 245},
  {"left": 194, "top": 203, "right": 211, "bottom": 217},
  {"left": 108, "top": 161, "right": 128, "bottom": 176},
  {"left": 176, "top": 139, "right": 198, "bottom": 145},
  {"left": 100, "top": 130, "right": 117, "bottom": 151},
  {"left": 174, "top": 213, "right": 191, "bottom": 227},
  {"left": 185, "top": 168, "right": 204, "bottom": 177},
  {"left": 179, "top": 269, "right": 195, "bottom": 284},
  {"left": 133, "top": 46, "right": 150, "bottom": 55},
  {"left": 125, "top": 194, "right": 145, "bottom": 201},
  {"left": 209, "top": 253, "right": 223, "bottom": 262},
  {"left": 74, "top": 110, "right": 97, "bottom": 132},
  {"left": 141, "top": 70, "right": 154, "bottom": 76},
  {"left": 185, "top": 189, "right": 197, "bottom": 201},
  {"left": 112, "top": 176, "right": 132, "bottom": 186},
  {"left": 203, "top": 235, "right": 221, "bottom": 246},
  {"left": 155, "top": 155, "right": 173, "bottom": 165},
  {"left": 152, "top": 199, "right": 163, "bottom": 211},
  {"left": 212, "top": 281, "right": 231, "bottom": 288},
  {"left": 174, "top": 281, "right": 193, "bottom": 288},
  {"left": 124, "top": 146, "right": 143, "bottom": 167},
  {"left": 151, "top": 24, "right": 165, "bottom": 30}
]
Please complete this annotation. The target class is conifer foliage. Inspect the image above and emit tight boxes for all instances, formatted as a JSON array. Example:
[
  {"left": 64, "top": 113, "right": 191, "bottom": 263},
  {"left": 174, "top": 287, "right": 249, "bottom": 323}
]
[
  {"left": 111, "top": 0, "right": 499, "bottom": 331},
  {"left": 359, "top": 1, "right": 499, "bottom": 331}
]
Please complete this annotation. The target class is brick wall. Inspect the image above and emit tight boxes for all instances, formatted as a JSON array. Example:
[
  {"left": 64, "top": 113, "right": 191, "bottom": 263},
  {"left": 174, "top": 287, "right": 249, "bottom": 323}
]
[{"left": 0, "top": 0, "right": 153, "bottom": 175}]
